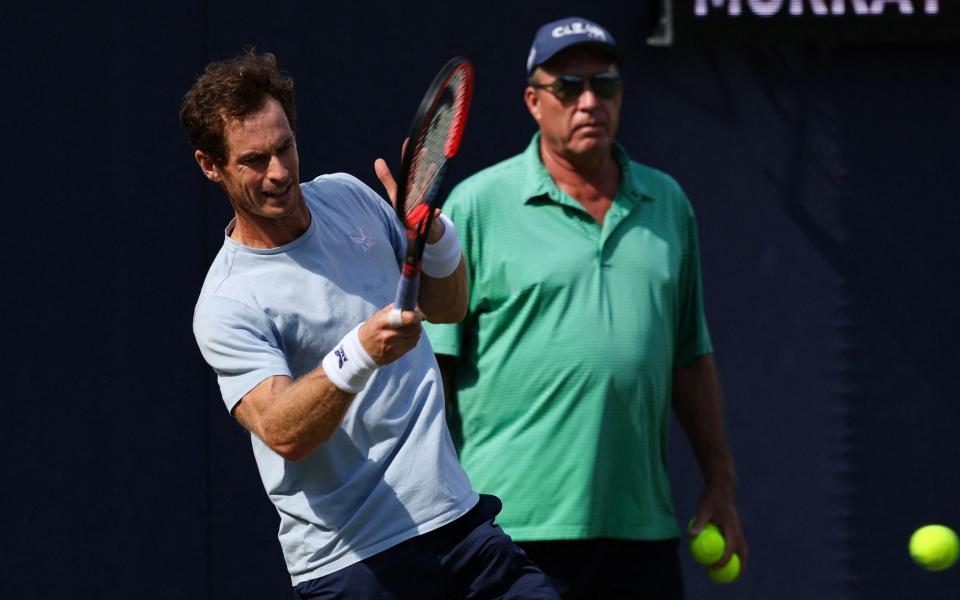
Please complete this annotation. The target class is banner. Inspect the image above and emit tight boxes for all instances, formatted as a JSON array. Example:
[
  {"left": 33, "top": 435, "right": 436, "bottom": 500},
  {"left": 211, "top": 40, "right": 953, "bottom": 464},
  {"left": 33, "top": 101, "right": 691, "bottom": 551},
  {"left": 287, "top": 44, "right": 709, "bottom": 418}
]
[{"left": 651, "top": 0, "right": 960, "bottom": 44}]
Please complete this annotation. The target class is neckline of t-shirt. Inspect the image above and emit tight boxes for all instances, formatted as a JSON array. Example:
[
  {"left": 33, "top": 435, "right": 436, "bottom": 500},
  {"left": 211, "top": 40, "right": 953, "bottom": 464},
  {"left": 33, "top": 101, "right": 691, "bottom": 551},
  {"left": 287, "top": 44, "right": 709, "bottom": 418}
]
[{"left": 222, "top": 207, "right": 317, "bottom": 256}]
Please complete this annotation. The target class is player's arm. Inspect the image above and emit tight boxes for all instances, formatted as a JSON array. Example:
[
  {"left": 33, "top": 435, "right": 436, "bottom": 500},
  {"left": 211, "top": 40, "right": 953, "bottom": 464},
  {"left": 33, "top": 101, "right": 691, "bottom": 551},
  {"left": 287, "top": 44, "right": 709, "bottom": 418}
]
[
  {"left": 233, "top": 371, "right": 349, "bottom": 461},
  {"left": 672, "top": 353, "right": 749, "bottom": 574},
  {"left": 233, "top": 305, "right": 423, "bottom": 461},
  {"left": 418, "top": 216, "right": 467, "bottom": 323}
]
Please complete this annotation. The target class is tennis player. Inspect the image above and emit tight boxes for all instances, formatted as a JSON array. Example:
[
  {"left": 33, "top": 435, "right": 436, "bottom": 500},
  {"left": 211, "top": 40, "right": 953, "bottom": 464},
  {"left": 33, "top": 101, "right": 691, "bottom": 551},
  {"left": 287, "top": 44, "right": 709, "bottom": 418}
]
[
  {"left": 182, "top": 49, "right": 557, "bottom": 598},
  {"left": 423, "top": 17, "right": 748, "bottom": 598}
]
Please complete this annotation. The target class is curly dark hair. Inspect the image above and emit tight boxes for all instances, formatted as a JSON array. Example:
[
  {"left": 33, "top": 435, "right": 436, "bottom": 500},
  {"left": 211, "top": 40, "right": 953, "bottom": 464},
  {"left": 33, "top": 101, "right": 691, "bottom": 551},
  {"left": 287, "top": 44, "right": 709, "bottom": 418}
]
[{"left": 180, "top": 50, "right": 297, "bottom": 165}]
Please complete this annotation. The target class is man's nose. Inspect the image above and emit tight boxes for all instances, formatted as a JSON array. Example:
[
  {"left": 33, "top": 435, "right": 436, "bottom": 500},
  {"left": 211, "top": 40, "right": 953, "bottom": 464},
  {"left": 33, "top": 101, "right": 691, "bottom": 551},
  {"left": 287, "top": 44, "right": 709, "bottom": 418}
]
[
  {"left": 267, "top": 155, "right": 290, "bottom": 181},
  {"left": 576, "top": 84, "right": 599, "bottom": 109}
]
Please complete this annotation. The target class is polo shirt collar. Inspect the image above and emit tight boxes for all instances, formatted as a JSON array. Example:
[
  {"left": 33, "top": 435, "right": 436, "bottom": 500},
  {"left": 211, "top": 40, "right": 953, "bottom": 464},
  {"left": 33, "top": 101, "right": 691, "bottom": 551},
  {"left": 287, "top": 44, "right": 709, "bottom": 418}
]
[{"left": 520, "top": 132, "right": 653, "bottom": 207}]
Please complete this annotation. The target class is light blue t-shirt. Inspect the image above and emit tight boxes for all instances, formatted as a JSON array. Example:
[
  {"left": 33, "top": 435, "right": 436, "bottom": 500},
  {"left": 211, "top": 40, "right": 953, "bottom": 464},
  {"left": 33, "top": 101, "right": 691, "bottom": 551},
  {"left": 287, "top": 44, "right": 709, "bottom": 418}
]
[{"left": 193, "top": 173, "right": 478, "bottom": 585}]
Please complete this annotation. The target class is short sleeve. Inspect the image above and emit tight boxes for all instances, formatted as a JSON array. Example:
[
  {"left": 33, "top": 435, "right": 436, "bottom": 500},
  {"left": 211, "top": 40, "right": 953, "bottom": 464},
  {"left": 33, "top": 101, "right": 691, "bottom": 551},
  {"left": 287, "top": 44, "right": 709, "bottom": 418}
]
[{"left": 193, "top": 296, "right": 292, "bottom": 411}]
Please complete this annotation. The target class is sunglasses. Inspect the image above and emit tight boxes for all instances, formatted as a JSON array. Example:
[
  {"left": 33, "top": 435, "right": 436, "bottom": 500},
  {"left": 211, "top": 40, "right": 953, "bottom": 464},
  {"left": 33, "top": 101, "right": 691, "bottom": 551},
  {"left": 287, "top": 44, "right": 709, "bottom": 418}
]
[{"left": 529, "top": 71, "right": 623, "bottom": 103}]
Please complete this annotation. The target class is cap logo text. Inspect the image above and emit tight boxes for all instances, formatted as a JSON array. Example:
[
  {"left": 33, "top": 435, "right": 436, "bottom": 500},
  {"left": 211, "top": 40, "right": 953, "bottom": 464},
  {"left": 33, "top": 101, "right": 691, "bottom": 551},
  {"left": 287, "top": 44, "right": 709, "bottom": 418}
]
[{"left": 552, "top": 22, "right": 607, "bottom": 40}]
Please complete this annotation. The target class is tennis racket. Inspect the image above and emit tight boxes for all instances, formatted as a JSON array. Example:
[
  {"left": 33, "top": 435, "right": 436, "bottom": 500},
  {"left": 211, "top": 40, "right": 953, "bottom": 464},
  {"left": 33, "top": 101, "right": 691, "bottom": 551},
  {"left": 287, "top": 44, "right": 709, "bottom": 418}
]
[{"left": 390, "top": 57, "right": 474, "bottom": 325}]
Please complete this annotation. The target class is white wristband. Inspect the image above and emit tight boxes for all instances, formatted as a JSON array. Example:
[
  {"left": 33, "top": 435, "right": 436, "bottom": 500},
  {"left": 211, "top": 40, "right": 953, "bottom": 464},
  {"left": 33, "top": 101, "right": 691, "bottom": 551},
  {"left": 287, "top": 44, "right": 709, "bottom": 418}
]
[
  {"left": 421, "top": 213, "right": 462, "bottom": 279},
  {"left": 321, "top": 323, "right": 378, "bottom": 394}
]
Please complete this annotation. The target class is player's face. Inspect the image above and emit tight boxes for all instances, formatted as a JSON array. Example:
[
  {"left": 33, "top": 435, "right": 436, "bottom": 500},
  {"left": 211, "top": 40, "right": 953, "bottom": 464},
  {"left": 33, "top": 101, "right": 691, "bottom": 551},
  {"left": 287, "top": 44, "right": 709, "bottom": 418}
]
[
  {"left": 209, "top": 96, "right": 302, "bottom": 220},
  {"left": 525, "top": 48, "right": 622, "bottom": 162}
]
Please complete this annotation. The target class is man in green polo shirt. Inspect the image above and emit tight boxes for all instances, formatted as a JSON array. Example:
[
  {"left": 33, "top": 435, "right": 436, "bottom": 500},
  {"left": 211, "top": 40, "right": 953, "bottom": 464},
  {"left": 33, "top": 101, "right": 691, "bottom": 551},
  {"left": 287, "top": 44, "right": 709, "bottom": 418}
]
[{"left": 423, "top": 16, "right": 748, "bottom": 598}]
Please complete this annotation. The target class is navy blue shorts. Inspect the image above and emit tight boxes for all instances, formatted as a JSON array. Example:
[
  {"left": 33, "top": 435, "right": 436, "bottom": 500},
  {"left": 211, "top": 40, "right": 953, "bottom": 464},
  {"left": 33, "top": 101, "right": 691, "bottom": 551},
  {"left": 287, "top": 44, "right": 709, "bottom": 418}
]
[
  {"left": 516, "top": 538, "right": 685, "bottom": 599},
  {"left": 294, "top": 495, "right": 559, "bottom": 599}
]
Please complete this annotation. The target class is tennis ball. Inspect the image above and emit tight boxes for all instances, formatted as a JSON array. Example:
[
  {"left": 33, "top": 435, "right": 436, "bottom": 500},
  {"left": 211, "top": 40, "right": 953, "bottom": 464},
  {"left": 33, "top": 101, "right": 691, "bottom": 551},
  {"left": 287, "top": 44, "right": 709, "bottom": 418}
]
[
  {"left": 689, "top": 523, "right": 726, "bottom": 565},
  {"left": 707, "top": 552, "right": 741, "bottom": 584},
  {"left": 909, "top": 525, "right": 959, "bottom": 571}
]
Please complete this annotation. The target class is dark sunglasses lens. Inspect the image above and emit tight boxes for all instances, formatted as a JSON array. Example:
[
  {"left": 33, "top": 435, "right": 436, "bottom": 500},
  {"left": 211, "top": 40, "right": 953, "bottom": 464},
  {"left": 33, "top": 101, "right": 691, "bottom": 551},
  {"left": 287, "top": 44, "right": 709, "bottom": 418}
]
[
  {"left": 556, "top": 77, "right": 585, "bottom": 102},
  {"left": 590, "top": 75, "right": 621, "bottom": 98}
]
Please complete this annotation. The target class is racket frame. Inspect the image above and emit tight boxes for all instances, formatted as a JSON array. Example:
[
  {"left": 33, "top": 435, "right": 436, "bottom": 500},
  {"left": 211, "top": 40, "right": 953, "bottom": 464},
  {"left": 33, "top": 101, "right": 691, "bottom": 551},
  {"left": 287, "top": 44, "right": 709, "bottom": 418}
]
[{"left": 391, "top": 57, "right": 474, "bottom": 317}]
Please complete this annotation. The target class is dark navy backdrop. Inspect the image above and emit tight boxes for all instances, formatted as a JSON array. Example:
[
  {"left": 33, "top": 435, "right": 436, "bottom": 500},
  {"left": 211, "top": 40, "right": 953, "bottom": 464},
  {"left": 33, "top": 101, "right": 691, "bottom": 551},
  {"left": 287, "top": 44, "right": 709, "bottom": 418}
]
[{"left": 3, "top": 1, "right": 958, "bottom": 598}]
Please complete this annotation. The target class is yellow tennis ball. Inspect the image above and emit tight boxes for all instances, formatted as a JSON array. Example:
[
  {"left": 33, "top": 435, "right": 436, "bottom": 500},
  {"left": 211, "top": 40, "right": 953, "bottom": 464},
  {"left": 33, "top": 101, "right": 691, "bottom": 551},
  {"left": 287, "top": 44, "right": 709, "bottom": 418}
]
[
  {"left": 690, "top": 523, "right": 726, "bottom": 565},
  {"left": 909, "top": 525, "right": 959, "bottom": 571},
  {"left": 707, "top": 552, "right": 741, "bottom": 584}
]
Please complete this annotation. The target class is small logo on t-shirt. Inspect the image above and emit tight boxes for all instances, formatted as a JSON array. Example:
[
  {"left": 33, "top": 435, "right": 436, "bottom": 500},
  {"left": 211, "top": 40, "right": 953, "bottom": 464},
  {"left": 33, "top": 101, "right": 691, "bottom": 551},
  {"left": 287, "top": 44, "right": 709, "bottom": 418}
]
[
  {"left": 349, "top": 227, "right": 375, "bottom": 252},
  {"left": 335, "top": 345, "right": 348, "bottom": 369}
]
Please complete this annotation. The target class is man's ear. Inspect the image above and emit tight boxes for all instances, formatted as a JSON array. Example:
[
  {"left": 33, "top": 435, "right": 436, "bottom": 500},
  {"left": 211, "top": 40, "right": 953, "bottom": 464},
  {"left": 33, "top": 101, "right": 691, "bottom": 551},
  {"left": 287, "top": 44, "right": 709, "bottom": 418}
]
[
  {"left": 524, "top": 87, "right": 541, "bottom": 124},
  {"left": 195, "top": 150, "right": 223, "bottom": 183}
]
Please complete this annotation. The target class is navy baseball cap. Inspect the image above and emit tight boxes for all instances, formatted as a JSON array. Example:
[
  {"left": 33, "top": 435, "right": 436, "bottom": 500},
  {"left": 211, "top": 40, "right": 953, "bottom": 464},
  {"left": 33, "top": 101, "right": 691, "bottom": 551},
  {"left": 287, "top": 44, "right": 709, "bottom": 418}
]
[{"left": 526, "top": 17, "right": 622, "bottom": 76}]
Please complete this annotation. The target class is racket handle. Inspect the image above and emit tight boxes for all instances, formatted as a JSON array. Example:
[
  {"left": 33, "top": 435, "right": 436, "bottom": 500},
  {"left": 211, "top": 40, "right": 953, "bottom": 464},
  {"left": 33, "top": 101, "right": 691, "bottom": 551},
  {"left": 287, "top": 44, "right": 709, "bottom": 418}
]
[{"left": 394, "top": 270, "right": 421, "bottom": 312}]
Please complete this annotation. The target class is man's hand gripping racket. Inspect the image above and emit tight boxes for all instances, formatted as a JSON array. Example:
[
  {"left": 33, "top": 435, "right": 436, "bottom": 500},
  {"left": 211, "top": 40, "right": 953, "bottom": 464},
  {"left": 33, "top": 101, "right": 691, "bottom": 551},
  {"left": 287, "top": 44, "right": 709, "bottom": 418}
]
[{"left": 382, "top": 57, "right": 474, "bottom": 328}]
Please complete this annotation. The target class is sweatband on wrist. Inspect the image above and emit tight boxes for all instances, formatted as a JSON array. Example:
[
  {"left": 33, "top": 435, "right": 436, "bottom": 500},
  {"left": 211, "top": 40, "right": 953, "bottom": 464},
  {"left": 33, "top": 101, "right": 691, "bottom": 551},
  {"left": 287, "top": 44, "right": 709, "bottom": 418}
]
[
  {"left": 321, "top": 323, "right": 378, "bottom": 394},
  {"left": 421, "top": 213, "right": 462, "bottom": 279}
]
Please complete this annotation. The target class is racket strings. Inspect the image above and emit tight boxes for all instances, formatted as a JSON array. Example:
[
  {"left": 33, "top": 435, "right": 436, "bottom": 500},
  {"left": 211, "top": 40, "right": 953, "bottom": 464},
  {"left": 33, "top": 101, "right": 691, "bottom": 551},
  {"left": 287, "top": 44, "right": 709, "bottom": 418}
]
[
  {"left": 405, "top": 98, "right": 455, "bottom": 213},
  {"left": 444, "top": 69, "right": 471, "bottom": 156}
]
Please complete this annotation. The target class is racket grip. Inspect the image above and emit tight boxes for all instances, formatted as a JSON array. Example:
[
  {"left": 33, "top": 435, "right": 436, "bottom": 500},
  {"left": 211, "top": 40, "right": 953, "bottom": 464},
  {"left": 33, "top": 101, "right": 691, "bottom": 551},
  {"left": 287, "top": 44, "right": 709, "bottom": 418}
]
[{"left": 394, "top": 271, "right": 421, "bottom": 313}]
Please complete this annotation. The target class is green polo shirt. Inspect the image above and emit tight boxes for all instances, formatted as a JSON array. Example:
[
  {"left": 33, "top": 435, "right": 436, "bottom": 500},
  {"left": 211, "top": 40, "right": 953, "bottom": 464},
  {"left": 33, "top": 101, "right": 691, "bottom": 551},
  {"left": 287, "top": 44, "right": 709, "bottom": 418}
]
[{"left": 424, "top": 133, "right": 712, "bottom": 541}]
